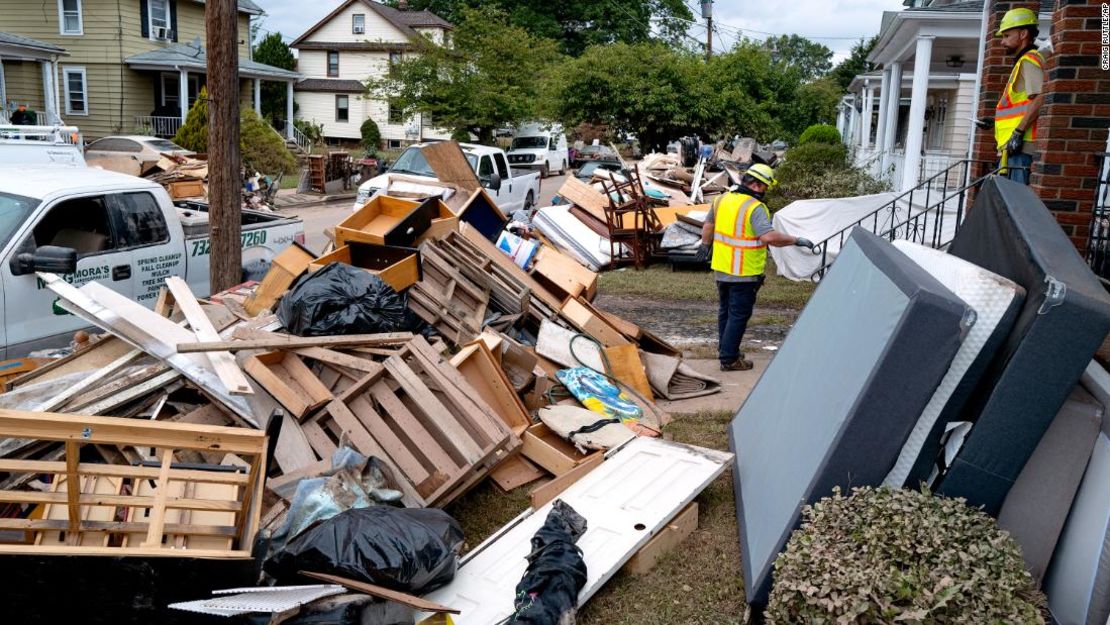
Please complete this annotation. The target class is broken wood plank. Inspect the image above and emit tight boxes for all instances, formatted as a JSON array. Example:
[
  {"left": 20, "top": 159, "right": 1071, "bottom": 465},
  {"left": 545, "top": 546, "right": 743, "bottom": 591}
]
[
  {"left": 244, "top": 243, "right": 316, "bottom": 316},
  {"left": 32, "top": 349, "right": 143, "bottom": 412},
  {"left": 622, "top": 502, "right": 699, "bottom": 575},
  {"left": 604, "top": 344, "right": 654, "bottom": 401},
  {"left": 561, "top": 298, "right": 629, "bottom": 347},
  {"left": 165, "top": 277, "right": 253, "bottom": 395},
  {"left": 301, "top": 571, "right": 461, "bottom": 614},
  {"left": 490, "top": 455, "right": 546, "bottom": 492},
  {"left": 527, "top": 451, "right": 604, "bottom": 510},
  {"left": 243, "top": 351, "right": 332, "bottom": 420},
  {"left": 179, "top": 331, "right": 414, "bottom": 353},
  {"left": 421, "top": 141, "right": 480, "bottom": 193},
  {"left": 557, "top": 176, "right": 609, "bottom": 223}
]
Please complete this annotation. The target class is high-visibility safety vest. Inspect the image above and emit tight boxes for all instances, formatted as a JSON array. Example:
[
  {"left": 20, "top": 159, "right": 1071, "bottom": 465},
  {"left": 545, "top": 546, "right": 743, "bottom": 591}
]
[
  {"left": 995, "top": 49, "right": 1044, "bottom": 150},
  {"left": 711, "top": 192, "right": 768, "bottom": 277}
]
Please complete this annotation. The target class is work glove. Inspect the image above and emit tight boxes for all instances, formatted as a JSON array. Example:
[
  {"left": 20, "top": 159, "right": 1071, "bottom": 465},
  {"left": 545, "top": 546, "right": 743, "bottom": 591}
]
[
  {"left": 1004, "top": 129, "right": 1025, "bottom": 155},
  {"left": 974, "top": 117, "right": 994, "bottom": 131},
  {"left": 794, "top": 237, "right": 815, "bottom": 250},
  {"left": 694, "top": 243, "right": 711, "bottom": 264}
]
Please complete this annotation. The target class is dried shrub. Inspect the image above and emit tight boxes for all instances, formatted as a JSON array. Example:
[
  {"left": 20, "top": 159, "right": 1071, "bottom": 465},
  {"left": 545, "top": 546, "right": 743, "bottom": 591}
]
[{"left": 767, "top": 487, "right": 1045, "bottom": 624}]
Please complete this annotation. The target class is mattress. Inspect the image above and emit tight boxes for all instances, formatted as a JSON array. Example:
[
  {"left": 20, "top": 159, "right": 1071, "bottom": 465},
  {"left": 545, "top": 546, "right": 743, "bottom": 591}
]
[
  {"left": 532, "top": 205, "right": 615, "bottom": 271},
  {"left": 935, "top": 177, "right": 1110, "bottom": 515},
  {"left": 882, "top": 241, "right": 1025, "bottom": 489},
  {"left": 997, "top": 384, "right": 1103, "bottom": 585},
  {"left": 730, "top": 227, "right": 971, "bottom": 605}
]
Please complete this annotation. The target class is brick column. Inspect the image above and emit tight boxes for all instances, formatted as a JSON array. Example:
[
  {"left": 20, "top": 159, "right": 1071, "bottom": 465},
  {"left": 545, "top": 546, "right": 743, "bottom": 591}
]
[
  {"left": 1030, "top": 0, "right": 1110, "bottom": 249},
  {"left": 971, "top": 1, "right": 1042, "bottom": 176}
]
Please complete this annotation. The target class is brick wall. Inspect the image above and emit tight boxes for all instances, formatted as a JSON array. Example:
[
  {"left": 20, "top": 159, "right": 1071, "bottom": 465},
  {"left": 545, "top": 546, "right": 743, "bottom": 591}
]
[{"left": 1029, "top": 0, "right": 1110, "bottom": 248}]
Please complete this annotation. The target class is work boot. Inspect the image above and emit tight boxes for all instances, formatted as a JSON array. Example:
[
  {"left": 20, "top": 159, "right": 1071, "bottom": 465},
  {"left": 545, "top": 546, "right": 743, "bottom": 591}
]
[{"left": 720, "top": 357, "right": 754, "bottom": 372}]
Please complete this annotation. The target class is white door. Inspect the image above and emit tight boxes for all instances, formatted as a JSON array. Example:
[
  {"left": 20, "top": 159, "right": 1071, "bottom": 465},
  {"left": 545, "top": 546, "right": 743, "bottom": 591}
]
[{"left": 2, "top": 193, "right": 135, "bottom": 356}]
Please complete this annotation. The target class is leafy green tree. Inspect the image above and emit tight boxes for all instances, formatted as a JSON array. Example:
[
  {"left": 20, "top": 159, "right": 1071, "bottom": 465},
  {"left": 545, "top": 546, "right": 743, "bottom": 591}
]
[
  {"left": 763, "top": 34, "right": 834, "bottom": 83},
  {"left": 241, "top": 108, "right": 297, "bottom": 175},
  {"left": 173, "top": 86, "right": 209, "bottom": 152},
  {"left": 778, "top": 77, "right": 842, "bottom": 141},
  {"left": 384, "top": 0, "right": 692, "bottom": 57},
  {"left": 252, "top": 32, "right": 297, "bottom": 123},
  {"left": 367, "top": 7, "right": 560, "bottom": 144},
  {"left": 830, "top": 36, "right": 878, "bottom": 92},
  {"left": 360, "top": 118, "right": 381, "bottom": 154}
]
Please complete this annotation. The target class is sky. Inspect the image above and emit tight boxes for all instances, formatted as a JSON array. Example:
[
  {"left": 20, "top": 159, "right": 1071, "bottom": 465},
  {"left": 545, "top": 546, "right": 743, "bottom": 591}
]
[{"left": 252, "top": 0, "right": 908, "bottom": 62}]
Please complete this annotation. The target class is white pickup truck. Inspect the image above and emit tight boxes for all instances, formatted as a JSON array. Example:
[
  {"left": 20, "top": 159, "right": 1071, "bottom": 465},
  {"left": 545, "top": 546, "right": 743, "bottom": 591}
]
[
  {"left": 354, "top": 142, "right": 542, "bottom": 216},
  {"left": 0, "top": 167, "right": 305, "bottom": 358},
  {"left": 0, "top": 125, "right": 85, "bottom": 167}
]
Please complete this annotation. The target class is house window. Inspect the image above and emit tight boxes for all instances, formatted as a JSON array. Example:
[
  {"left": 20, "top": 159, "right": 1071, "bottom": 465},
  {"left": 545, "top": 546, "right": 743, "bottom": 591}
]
[
  {"left": 62, "top": 67, "right": 88, "bottom": 116},
  {"left": 327, "top": 51, "right": 339, "bottom": 77},
  {"left": 58, "top": 0, "right": 83, "bottom": 35},
  {"left": 389, "top": 51, "right": 402, "bottom": 67},
  {"left": 335, "top": 95, "right": 349, "bottom": 122},
  {"left": 387, "top": 139, "right": 401, "bottom": 149},
  {"left": 388, "top": 103, "right": 404, "bottom": 124},
  {"left": 149, "top": 0, "right": 172, "bottom": 40},
  {"left": 352, "top": 14, "right": 365, "bottom": 34}
]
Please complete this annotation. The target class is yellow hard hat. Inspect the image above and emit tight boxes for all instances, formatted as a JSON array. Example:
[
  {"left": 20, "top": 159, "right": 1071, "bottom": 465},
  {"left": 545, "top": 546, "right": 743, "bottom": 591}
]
[
  {"left": 997, "top": 8, "right": 1037, "bottom": 36},
  {"left": 746, "top": 163, "right": 777, "bottom": 188}
]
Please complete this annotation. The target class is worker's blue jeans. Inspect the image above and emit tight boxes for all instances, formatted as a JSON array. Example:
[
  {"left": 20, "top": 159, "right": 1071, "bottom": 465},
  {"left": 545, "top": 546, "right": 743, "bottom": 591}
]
[
  {"left": 717, "top": 277, "right": 763, "bottom": 365},
  {"left": 1003, "top": 152, "right": 1034, "bottom": 185}
]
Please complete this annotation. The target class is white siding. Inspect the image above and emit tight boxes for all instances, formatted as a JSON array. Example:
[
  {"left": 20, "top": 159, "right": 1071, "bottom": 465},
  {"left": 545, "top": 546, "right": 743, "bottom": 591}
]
[
  {"left": 302, "top": 3, "right": 410, "bottom": 44},
  {"left": 942, "top": 77, "right": 976, "bottom": 155},
  {"left": 296, "top": 91, "right": 368, "bottom": 139},
  {"left": 415, "top": 27, "right": 446, "bottom": 45},
  {"left": 298, "top": 50, "right": 390, "bottom": 81}
]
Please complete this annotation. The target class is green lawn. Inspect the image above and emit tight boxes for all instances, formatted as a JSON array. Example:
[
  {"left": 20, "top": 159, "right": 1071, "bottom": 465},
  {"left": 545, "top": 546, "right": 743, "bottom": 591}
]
[
  {"left": 445, "top": 410, "right": 747, "bottom": 624},
  {"left": 599, "top": 258, "right": 817, "bottom": 312}
]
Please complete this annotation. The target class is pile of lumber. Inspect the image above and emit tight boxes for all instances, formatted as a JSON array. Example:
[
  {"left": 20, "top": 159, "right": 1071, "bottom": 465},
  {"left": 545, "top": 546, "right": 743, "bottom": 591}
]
[{"left": 145, "top": 153, "right": 209, "bottom": 200}]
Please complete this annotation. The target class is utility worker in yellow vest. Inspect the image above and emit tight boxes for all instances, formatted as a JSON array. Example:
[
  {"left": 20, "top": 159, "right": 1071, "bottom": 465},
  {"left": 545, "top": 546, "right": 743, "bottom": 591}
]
[
  {"left": 695, "top": 164, "right": 814, "bottom": 371},
  {"left": 975, "top": 8, "right": 1045, "bottom": 185}
]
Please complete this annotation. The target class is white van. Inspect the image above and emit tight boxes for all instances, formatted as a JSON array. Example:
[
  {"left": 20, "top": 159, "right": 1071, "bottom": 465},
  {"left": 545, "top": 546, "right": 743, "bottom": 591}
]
[{"left": 506, "top": 122, "right": 568, "bottom": 178}]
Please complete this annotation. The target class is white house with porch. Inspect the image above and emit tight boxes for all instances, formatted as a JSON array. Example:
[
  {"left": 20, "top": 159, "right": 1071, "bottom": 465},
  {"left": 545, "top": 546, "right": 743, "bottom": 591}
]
[{"left": 839, "top": 0, "right": 1051, "bottom": 192}]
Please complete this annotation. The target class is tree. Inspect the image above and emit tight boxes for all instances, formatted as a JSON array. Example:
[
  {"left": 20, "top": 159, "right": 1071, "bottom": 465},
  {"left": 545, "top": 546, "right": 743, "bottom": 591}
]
[
  {"left": 763, "top": 34, "right": 834, "bottom": 83},
  {"left": 367, "top": 7, "right": 560, "bottom": 144},
  {"left": 173, "top": 86, "right": 209, "bottom": 152},
  {"left": 360, "top": 118, "right": 381, "bottom": 154},
  {"left": 830, "top": 36, "right": 878, "bottom": 92},
  {"left": 241, "top": 108, "right": 297, "bottom": 175},
  {"left": 384, "top": 0, "right": 693, "bottom": 57},
  {"left": 252, "top": 32, "right": 297, "bottom": 123}
]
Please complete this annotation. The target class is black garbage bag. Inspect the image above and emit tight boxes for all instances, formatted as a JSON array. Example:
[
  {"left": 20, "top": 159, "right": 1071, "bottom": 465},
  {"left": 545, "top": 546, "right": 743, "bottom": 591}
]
[
  {"left": 508, "top": 500, "right": 588, "bottom": 625},
  {"left": 264, "top": 507, "right": 464, "bottom": 594},
  {"left": 277, "top": 262, "right": 423, "bottom": 336}
]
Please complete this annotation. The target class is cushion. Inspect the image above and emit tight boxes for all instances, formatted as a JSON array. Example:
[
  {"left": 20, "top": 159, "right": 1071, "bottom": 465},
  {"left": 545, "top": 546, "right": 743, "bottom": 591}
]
[
  {"left": 935, "top": 177, "right": 1110, "bottom": 515},
  {"left": 730, "top": 227, "right": 970, "bottom": 605}
]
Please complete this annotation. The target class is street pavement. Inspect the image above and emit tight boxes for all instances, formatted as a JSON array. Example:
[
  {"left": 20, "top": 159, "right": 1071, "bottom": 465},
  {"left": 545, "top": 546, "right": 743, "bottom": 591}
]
[{"left": 284, "top": 172, "right": 569, "bottom": 254}]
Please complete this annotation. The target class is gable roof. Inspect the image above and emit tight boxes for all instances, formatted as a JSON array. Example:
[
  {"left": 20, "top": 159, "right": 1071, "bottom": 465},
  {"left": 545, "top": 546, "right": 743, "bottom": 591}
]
[{"left": 290, "top": 0, "right": 451, "bottom": 48}]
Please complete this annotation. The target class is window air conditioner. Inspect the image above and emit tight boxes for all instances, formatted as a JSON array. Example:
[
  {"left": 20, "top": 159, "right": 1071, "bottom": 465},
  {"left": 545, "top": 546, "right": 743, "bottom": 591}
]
[
  {"left": 353, "top": 25, "right": 365, "bottom": 34},
  {"left": 153, "top": 26, "right": 171, "bottom": 40}
]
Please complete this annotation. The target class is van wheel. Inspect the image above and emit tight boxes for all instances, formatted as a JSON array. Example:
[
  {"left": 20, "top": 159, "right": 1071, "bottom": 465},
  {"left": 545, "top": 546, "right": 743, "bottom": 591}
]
[
  {"left": 540, "top": 163, "right": 549, "bottom": 179},
  {"left": 524, "top": 191, "right": 535, "bottom": 214}
]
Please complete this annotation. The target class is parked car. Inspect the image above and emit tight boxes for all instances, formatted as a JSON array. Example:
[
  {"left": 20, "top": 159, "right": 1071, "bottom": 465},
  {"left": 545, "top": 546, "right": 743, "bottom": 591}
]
[
  {"left": 506, "top": 122, "right": 569, "bottom": 178},
  {"left": 355, "top": 143, "right": 542, "bottom": 217},
  {"left": 574, "top": 160, "right": 622, "bottom": 182},
  {"left": 84, "top": 135, "right": 194, "bottom": 174},
  {"left": 0, "top": 167, "right": 305, "bottom": 357},
  {"left": 572, "top": 144, "right": 618, "bottom": 168}
]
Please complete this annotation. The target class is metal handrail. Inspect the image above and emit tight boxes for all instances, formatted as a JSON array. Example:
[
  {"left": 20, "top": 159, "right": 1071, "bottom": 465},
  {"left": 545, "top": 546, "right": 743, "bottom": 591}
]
[
  {"left": 1085, "top": 152, "right": 1110, "bottom": 280},
  {"left": 808, "top": 159, "right": 997, "bottom": 281}
]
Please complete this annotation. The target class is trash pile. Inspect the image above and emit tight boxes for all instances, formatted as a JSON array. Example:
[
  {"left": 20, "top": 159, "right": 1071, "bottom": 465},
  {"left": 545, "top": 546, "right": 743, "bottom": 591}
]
[
  {"left": 728, "top": 176, "right": 1110, "bottom": 622},
  {"left": 0, "top": 141, "right": 729, "bottom": 624}
]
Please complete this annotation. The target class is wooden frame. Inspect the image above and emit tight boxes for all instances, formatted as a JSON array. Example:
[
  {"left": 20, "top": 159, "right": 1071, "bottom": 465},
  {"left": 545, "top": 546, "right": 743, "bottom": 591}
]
[
  {"left": 0, "top": 409, "right": 268, "bottom": 558},
  {"left": 300, "top": 336, "right": 516, "bottom": 508},
  {"left": 244, "top": 351, "right": 333, "bottom": 420}
]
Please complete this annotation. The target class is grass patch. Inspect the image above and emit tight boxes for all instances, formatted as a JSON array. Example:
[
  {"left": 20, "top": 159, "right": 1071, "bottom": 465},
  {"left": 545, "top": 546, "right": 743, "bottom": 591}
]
[
  {"left": 446, "top": 411, "right": 746, "bottom": 624},
  {"left": 279, "top": 171, "right": 302, "bottom": 189},
  {"left": 599, "top": 258, "right": 816, "bottom": 312}
]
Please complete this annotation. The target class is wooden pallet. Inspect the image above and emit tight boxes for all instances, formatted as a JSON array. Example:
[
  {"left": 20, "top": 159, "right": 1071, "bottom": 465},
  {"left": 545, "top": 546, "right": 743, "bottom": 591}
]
[
  {"left": 0, "top": 410, "right": 268, "bottom": 558},
  {"left": 408, "top": 243, "right": 490, "bottom": 345},
  {"left": 300, "top": 336, "right": 516, "bottom": 507}
]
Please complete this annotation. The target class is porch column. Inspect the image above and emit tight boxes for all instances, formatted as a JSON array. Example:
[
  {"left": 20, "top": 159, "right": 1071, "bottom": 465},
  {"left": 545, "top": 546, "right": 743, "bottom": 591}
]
[
  {"left": 253, "top": 78, "right": 261, "bottom": 116},
  {"left": 880, "top": 61, "right": 902, "bottom": 175},
  {"left": 860, "top": 80, "right": 873, "bottom": 152},
  {"left": 40, "top": 61, "right": 56, "bottom": 124},
  {"left": 900, "top": 36, "right": 933, "bottom": 192},
  {"left": 0, "top": 56, "right": 7, "bottom": 119},
  {"left": 285, "top": 81, "right": 294, "bottom": 140},
  {"left": 875, "top": 67, "right": 891, "bottom": 160},
  {"left": 836, "top": 102, "right": 846, "bottom": 141},
  {"left": 179, "top": 69, "right": 188, "bottom": 123}
]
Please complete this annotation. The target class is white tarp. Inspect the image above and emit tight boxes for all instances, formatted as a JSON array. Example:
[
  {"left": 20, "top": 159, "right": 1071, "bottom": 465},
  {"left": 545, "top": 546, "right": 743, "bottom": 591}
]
[{"left": 769, "top": 192, "right": 964, "bottom": 281}]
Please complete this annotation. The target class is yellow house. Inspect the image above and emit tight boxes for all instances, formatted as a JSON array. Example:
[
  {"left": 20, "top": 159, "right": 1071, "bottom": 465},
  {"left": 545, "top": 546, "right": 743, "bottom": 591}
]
[{"left": 0, "top": 0, "right": 300, "bottom": 141}]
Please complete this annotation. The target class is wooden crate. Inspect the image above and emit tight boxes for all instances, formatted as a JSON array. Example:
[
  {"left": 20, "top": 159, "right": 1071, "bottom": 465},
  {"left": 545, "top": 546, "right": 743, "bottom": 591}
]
[
  {"left": 449, "top": 341, "right": 530, "bottom": 436},
  {"left": 244, "top": 243, "right": 316, "bottom": 316},
  {"left": 309, "top": 242, "right": 422, "bottom": 292},
  {"left": 0, "top": 409, "right": 268, "bottom": 558},
  {"left": 336, "top": 196, "right": 425, "bottom": 247},
  {"left": 244, "top": 351, "right": 333, "bottom": 420},
  {"left": 521, "top": 422, "right": 600, "bottom": 476},
  {"left": 407, "top": 243, "right": 490, "bottom": 345},
  {"left": 301, "top": 336, "right": 515, "bottom": 508},
  {"left": 166, "top": 179, "right": 205, "bottom": 199}
]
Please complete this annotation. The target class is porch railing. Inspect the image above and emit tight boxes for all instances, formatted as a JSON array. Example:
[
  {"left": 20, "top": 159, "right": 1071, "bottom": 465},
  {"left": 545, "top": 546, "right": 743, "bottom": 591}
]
[
  {"left": 809, "top": 159, "right": 998, "bottom": 281},
  {"left": 1085, "top": 152, "right": 1110, "bottom": 282},
  {"left": 268, "top": 119, "right": 312, "bottom": 154},
  {"left": 134, "top": 116, "right": 182, "bottom": 139}
]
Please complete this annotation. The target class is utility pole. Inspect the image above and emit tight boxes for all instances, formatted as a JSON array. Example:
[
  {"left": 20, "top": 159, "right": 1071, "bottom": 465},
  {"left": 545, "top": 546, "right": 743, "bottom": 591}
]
[
  {"left": 702, "top": 0, "right": 713, "bottom": 61},
  {"left": 206, "top": 0, "right": 241, "bottom": 293}
]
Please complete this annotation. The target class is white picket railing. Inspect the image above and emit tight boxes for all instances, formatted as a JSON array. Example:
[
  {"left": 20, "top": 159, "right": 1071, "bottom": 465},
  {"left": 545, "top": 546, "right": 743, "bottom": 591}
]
[{"left": 134, "top": 115, "right": 183, "bottom": 138}]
